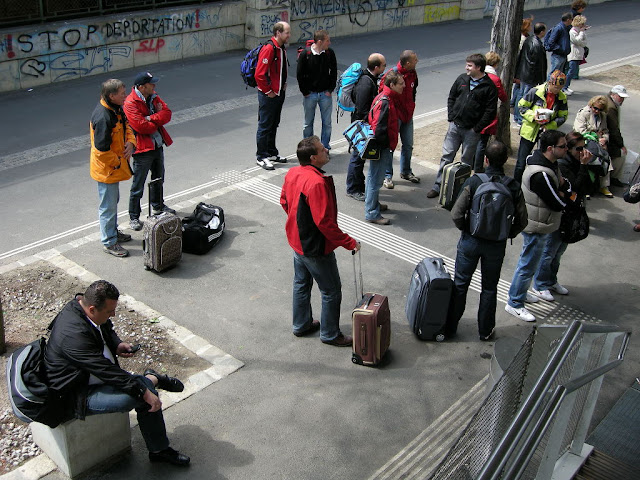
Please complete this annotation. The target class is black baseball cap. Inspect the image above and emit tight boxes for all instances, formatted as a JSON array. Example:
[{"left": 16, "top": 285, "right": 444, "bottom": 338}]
[{"left": 134, "top": 72, "right": 159, "bottom": 86}]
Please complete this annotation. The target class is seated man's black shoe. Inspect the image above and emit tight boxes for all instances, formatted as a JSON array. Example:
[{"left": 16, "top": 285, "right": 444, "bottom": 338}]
[
  {"left": 293, "top": 319, "right": 320, "bottom": 337},
  {"left": 144, "top": 369, "right": 184, "bottom": 392},
  {"left": 149, "top": 447, "right": 190, "bottom": 466}
]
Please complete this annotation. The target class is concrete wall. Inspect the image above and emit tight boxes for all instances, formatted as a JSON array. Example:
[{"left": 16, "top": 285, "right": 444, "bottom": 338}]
[{"left": 0, "top": 0, "right": 611, "bottom": 93}]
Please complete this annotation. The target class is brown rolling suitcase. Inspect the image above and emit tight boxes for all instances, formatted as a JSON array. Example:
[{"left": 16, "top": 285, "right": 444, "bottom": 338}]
[
  {"left": 142, "top": 179, "right": 182, "bottom": 272},
  {"left": 351, "top": 251, "right": 391, "bottom": 366}
]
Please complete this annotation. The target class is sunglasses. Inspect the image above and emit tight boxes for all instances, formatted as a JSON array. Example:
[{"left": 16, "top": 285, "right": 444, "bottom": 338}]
[
  {"left": 574, "top": 146, "right": 585, "bottom": 151},
  {"left": 592, "top": 106, "right": 602, "bottom": 112}
]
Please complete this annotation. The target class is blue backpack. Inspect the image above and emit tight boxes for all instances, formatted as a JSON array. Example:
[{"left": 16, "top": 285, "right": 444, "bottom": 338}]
[
  {"left": 241, "top": 40, "right": 275, "bottom": 89},
  {"left": 336, "top": 62, "right": 363, "bottom": 117}
]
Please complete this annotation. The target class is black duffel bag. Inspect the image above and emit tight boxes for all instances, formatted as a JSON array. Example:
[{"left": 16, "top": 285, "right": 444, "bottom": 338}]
[{"left": 182, "top": 203, "right": 225, "bottom": 254}]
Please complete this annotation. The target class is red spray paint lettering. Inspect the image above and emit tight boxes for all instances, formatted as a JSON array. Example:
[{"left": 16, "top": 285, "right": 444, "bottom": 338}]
[
  {"left": 6, "top": 34, "right": 15, "bottom": 58},
  {"left": 195, "top": 9, "right": 200, "bottom": 28},
  {"left": 135, "top": 38, "right": 165, "bottom": 53}
]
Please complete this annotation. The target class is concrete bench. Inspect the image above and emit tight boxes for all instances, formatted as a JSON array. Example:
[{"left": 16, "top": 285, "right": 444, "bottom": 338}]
[{"left": 30, "top": 412, "right": 131, "bottom": 478}]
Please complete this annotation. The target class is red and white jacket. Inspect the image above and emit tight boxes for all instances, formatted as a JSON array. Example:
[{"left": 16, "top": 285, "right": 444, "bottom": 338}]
[
  {"left": 123, "top": 88, "right": 173, "bottom": 154},
  {"left": 368, "top": 86, "right": 402, "bottom": 151},
  {"left": 255, "top": 37, "right": 287, "bottom": 96}
]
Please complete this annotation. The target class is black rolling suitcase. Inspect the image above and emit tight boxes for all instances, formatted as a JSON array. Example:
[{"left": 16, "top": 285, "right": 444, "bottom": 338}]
[
  {"left": 405, "top": 257, "right": 453, "bottom": 341},
  {"left": 142, "top": 179, "right": 182, "bottom": 272},
  {"left": 439, "top": 161, "right": 471, "bottom": 210}
]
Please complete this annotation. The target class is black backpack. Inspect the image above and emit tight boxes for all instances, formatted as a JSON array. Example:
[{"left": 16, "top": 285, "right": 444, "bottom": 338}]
[
  {"left": 6, "top": 338, "right": 63, "bottom": 428},
  {"left": 469, "top": 174, "right": 515, "bottom": 241}
]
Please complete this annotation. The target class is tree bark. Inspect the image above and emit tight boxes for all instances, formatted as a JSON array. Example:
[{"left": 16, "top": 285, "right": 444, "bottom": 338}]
[{"left": 490, "top": 0, "right": 526, "bottom": 152}]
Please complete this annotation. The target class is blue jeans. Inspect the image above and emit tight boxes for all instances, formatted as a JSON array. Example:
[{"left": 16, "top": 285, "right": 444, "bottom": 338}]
[
  {"left": 432, "top": 122, "right": 480, "bottom": 192},
  {"left": 97, "top": 182, "right": 120, "bottom": 247},
  {"left": 256, "top": 91, "right": 286, "bottom": 159},
  {"left": 292, "top": 251, "right": 342, "bottom": 342},
  {"left": 533, "top": 229, "right": 568, "bottom": 291},
  {"left": 447, "top": 233, "right": 506, "bottom": 337},
  {"left": 565, "top": 60, "right": 580, "bottom": 90},
  {"left": 302, "top": 92, "right": 332, "bottom": 149},
  {"left": 346, "top": 149, "right": 365, "bottom": 195},
  {"left": 365, "top": 148, "right": 393, "bottom": 221},
  {"left": 508, "top": 232, "right": 549, "bottom": 308},
  {"left": 549, "top": 54, "right": 567, "bottom": 78},
  {"left": 514, "top": 82, "right": 533, "bottom": 124},
  {"left": 385, "top": 119, "right": 414, "bottom": 179},
  {"left": 129, "top": 148, "right": 164, "bottom": 220},
  {"left": 86, "top": 376, "right": 169, "bottom": 452}
]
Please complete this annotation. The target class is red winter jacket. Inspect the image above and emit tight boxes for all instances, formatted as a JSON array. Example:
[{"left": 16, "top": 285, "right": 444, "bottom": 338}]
[
  {"left": 123, "top": 88, "right": 173, "bottom": 154},
  {"left": 379, "top": 62, "right": 418, "bottom": 123},
  {"left": 280, "top": 165, "right": 357, "bottom": 256},
  {"left": 256, "top": 37, "right": 288, "bottom": 95},
  {"left": 481, "top": 68, "right": 508, "bottom": 135},
  {"left": 368, "top": 86, "right": 401, "bottom": 151}
]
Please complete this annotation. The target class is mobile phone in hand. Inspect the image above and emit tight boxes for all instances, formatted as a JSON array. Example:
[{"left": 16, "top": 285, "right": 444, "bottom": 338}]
[{"left": 130, "top": 344, "right": 142, "bottom": 353}]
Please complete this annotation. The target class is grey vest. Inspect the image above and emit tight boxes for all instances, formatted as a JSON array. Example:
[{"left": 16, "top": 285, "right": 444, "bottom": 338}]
[{"left": 521, "top": 165, "right": 562, "bottom": 234}]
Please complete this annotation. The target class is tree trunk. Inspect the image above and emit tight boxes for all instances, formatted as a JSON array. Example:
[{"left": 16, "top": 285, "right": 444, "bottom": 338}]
[
  {"left": 490, "top": 0, "right": 526, "bottom": 152},
  {"left": 0, "top": 298, "right": 5, "bottom": 354}
]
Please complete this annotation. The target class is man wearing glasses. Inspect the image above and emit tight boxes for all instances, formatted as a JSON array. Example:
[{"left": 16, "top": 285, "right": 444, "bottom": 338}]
[
  {"left": 505, "top": 130, "right": 571, "bottom": 323},
  {"left": 513, "top": 70, "right": 569, "bottom": 183}
]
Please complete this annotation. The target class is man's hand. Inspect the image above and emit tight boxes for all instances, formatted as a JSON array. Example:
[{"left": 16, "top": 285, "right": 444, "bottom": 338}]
[
  {"left": 353, "top": 242, "right": 361, "bottom": 253},
  {"left": 579, "top": 148, "right": 593, "bottom": 165},
  {"left": 117, "top": 342, "right": 135, "bottom": 358},
  {"left": 124, "top": 142, "right": 135, "bottom": 159},
  {"left": 267, "top": 91, "right": 276, "bottom": 98},
  {"left": 143, "top": 389, "right": 162, "bottom": 412},
  {"left": 324, "top": 91, "right": 332, "bottom": 97},
  {"left": 622, "top": 146, "right": 628, "bottom": 156},
  {"left": 598, "top": 137, "right": 607, "bottom": 147}
]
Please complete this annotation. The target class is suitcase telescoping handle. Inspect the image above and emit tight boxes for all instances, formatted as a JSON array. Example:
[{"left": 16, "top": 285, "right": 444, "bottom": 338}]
[{"left": 352, "top": 249, "right": 364, "bottom": 306}]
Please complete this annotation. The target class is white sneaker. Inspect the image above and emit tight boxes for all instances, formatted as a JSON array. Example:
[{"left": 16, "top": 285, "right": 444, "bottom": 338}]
[
  {"left": 563, "top": 88, "right": 574, "bottom": 96},
  {"left": 532, "top": 288, "right": 555, "bottom": 302},
  {"left": 551, "top": 283, "right": 569, "bottom": 295},
  {"left": 256, "top": 158, "right": 275, "bottom": 170},
  {"left": 505, "top": 305, "right": 536, "bottom": 322},
  {"left": 383, "top": 178, "right": 394, "bottom": 189},
  {"left": 525, "top": 292, "right": 540, "bottom": 303}
]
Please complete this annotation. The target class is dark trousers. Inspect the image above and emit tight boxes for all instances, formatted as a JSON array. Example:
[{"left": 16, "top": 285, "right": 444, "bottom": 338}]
[
  {"left": 473, "top": 133, "right": 491, "bottom": 172},
  {"left": 514, "top": 137, "right": 536, "bottom": 184},
  {"left": 446, "top": 232, "right": 506, "bottom": 338},
  {"left": 256, "top": 91, "right": 286, "bottom": 160},
  {"left": 129, "top": 148, "right": 164, "bottom": 220},
  {"left": 346, "top": 149, "right": 365, "bottom": 194}
]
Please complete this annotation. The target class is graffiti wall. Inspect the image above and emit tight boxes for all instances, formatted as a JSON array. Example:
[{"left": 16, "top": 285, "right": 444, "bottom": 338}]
[{"left": 0, "top": 2, "right": 246, "bottom": 92}]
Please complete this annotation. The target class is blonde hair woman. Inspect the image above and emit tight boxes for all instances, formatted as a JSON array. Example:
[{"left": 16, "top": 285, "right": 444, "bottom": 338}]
[{"left": 564, "top": 15, "right": 588, "bottom": 95}]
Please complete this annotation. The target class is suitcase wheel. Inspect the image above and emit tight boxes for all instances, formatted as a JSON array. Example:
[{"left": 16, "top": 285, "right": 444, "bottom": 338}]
[
  {"left": 144, "top": 265, "right": 151, "bottom": 271},
  {"left": 352, "top": 353, "right": 363, "bottom": 365},
  {"left": 435, "top": 333, "right": 446, "bottom": 342}
]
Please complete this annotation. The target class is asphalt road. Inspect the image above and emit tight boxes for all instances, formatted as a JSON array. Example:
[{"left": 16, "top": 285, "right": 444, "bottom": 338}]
[{"left": 1, "top": 1, "right": 640, "bottom": 479}]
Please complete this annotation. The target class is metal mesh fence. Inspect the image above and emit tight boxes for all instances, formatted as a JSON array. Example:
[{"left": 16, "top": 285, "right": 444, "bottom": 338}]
[{"left": 0, "top": 0, "right": 207, "bottom": 28}]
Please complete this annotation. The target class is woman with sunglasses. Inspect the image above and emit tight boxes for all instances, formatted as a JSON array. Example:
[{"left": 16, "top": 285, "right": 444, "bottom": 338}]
[
  {"left": 532, "top": 131, "right": 594, "bottom": 300},
  {"left": 574, "top": 95, "right": 612, "bottom": 197}
]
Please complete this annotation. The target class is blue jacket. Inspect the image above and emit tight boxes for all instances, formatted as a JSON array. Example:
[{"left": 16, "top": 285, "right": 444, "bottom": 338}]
[{"left": 546, "top": 22, "right": 571, "bottom": 56}]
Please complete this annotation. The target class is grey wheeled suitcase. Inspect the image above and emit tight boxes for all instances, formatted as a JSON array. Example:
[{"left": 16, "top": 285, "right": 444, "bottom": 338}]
[
  {"left": 142, "top": 179, "right": 182, "bottom": 272},
  {"left": 405, "top": 257, "right": 453, "bottom": 341},
  {"left": 439, "top": 161, "right": 472, "bottom": 210}
]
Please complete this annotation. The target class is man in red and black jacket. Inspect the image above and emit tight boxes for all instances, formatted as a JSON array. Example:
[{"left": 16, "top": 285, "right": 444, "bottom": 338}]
[
  {"left": 123, "top": 71, "right": 175, "bottom": 231},
  {"left": 379, "top": 50, "right": 420, "bottom": 188},
  {"left": 255, "top": 22, "right": 290, "bottom": 171},
  {"left": 365, "top": 70, "right": 405, "bottom": 225},
  {"left": 280, "top": 136, "right": 360, "bottom": 347}
]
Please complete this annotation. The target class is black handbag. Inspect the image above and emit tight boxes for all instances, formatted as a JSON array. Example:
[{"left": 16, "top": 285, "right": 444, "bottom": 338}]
[
  {"left": 559, "top": 200, "right": 589, "bottom": 244},
  {"left": 181, "top": 203, "right": 225, "bottom": 254}
]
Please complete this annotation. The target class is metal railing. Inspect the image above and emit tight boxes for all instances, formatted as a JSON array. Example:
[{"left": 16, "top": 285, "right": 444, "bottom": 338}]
[
  {"left": 428, "top": 320, "right": 631, "bottom": 480},
  {"left": 0, "top": 0, "right": 209, "bottom": 28}
]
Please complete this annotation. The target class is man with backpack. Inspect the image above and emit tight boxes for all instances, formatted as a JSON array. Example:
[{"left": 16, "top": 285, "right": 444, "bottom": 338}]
[
  {"left": 379, "top": 50, "right": 420, "bottom": 189},
  {"left": 296, "top": 30, "right": 337, "bottom": 152},
  {"left": 345, "top": 53, "right": 386, "bottom": 202},
  {"left": 545, "top": 12, "right": 573, "bottom": 78},
  {"left": 445, "top": 141, "right": 528, "bottom": 341},
  {"left": 255, "top": 22, "right": 290, "bottom": 170}
]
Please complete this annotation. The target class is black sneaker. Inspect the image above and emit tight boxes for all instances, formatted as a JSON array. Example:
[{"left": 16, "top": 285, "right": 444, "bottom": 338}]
[
  {"left": 130, "top": 218, "right": 143, "bottom": 231},
  {"left": 479, "top": 329, "right": 495, "bottom": 341},
  {"left": 346, "top": 192, "right": 365, "bottom": 202},
  {"left": 400, "top": 172, "right": 420, "bottom": 183},
  {"left": 144, "top": 368, "right": 184, "bottom": 392},
  {"left": 116, "top": 230, "right": 131, "bottom": 243},
  {"left": 103, "top": 243, "right": 129, "bottom": 257},
  {"left": 257, "top": 158, "right": 275, "bottom": 170},
  {"left": 152, "top": 206, "right": 176, "bottom": 215},
  {"left": 149, "top": 447, "right": 190, "bottom": 466},
  {"left": 268, "top": 155, "right": 287, "bottom": 163}
]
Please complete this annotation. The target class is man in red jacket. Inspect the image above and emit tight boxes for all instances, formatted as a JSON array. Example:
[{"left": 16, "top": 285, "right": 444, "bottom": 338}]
[
  {"left": 280, "top": 136, "right": 361, "bottom": 346},
  {"left": 255, "top": 22, "right": 291, "bottom": 170},
  {"left": 123, "top": 72, "right": 175, "bottom": 231}
]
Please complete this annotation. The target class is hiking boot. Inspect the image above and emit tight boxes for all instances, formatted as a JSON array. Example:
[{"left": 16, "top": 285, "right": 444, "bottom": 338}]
[
  {"left": 103, "top": 243, "right": 129, "bottom": 257},
  {"left": 130, "top": 218, "right": 143, "bottom": 231},
  {"left": 116, "top": 230, "right": 131, "bottom": 243},
  {"left": 550, "top": 283, "right": 569, "bottom": 295},
  {"left": 532, "top": 288, "right": 555, "bottom": 302},
  {"left": 346, "top": 192, "right": 365, "bottom": 202},
  {"left": 257, "top": 158, "right": 275, "bottom": 170},
  {"left": 505, "top": 305, "right": 535, "bottom": 322},
  {"left": 426, "top": 189, "right": 439, "bottom": 199},
  {"left": 293, "top": 320, "right": 320, "bottom": 337},
  {"left": 152, "top": 206, "right": 176, "bottom": 215},
  {"left": 366, "top": 217, "right": 391, "bottom": 225},
  {"left": 322, "top": 333, "right": 353, "bottom": 347},
  {"left": 400, "top": 172, "right": 420, "bottom": 183},
  {"left": 268, "top": 155, "right": 287, "bottom": 163},
  {"left": 383, "top": 178, "right": 394, "bottom": 189}
]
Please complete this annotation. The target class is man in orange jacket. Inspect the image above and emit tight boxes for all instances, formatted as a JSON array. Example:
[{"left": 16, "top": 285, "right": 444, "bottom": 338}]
[{"left": 89, "top": 79, "right": 136, "bottom": 257}]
